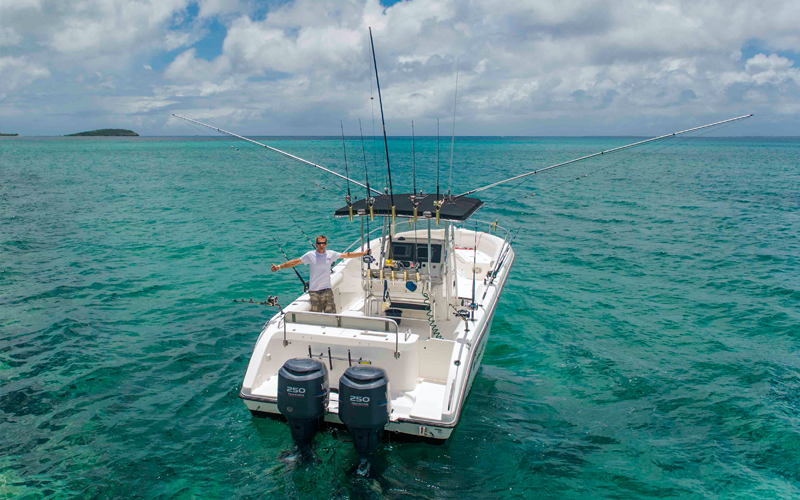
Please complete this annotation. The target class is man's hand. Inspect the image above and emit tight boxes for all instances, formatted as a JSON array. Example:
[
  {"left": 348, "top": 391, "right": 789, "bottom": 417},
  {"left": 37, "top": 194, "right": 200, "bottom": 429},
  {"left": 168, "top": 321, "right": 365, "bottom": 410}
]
[{"left": 271, "top": 263, "right": 280, "bottom": 272}]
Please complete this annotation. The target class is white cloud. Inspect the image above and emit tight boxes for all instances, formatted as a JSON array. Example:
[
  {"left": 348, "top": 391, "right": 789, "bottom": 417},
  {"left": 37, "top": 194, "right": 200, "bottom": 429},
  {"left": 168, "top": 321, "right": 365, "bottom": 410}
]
[
  {"left": 0, "top": 57, "right": 50, "bottom": 92},
  {"left": 3, "top": 0, "right": 800, "bottom": 135},
  {"left": 4, "top": 0, "right": 195, "bottom": 66},
  {"left": 196, "top": 0, "right": 247, "bottom": 19},
  {"left": 0, "top": 28, "right": 23, "bottom": 46},
  {"left": 164, "top": 48, "right": 233, "bottom": 81},
  {"left": 98, "top": 96, "right": 179, "bottom": 114},
  {"left": 720, "top": 54, "right": 799, "bottom": 87},
  {"left": 48, "top": 0, "right": 194, "bottom": 56}
]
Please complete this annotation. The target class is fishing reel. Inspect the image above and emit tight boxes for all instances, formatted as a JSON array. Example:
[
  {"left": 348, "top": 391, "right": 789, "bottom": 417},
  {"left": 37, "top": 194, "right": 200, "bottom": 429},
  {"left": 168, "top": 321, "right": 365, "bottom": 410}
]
[
  {"left": 459, "top": 298, "right": 479, "bottom": 312},
  {"left": 266, "top": 295, "right": 285, "bottom": 314},
  {"left": 346, "top": 194, "right": 353, "bottom": 221},
  {"left": 233, "top": 295, "right": 284, "bottom": 313},
  {"left": 432, "top": 199, "right": 443, "bottom": 225},
  {"left": 450, "top": 304, "right": 474, "bottom": 334},
  {"left": 362, "top": 254, "right": 376, "bottom": 264}
]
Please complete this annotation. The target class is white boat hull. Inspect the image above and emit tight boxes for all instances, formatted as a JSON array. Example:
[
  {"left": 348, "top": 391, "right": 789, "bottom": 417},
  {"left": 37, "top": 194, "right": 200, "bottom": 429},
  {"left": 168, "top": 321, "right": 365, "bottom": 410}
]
[{"left": 240, "top": 224, "right": 515, "bottom": 442}]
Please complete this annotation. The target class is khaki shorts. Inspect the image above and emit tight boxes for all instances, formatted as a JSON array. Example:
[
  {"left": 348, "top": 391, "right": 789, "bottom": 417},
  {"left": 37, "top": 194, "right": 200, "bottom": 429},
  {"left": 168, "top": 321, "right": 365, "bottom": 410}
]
[{"left": 309, "top": 288, "right": 336, "bottom": 313}]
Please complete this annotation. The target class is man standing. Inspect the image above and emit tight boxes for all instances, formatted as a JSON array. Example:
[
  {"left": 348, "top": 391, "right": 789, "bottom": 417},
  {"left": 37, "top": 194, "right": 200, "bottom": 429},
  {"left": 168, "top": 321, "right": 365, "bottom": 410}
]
[{"left": 271, "top": 235, "right": 371, "bottom": 313}]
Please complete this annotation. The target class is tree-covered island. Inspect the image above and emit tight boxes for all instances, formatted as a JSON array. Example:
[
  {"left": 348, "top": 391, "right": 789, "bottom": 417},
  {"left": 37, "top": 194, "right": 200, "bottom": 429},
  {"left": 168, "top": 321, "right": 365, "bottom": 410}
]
[{"left": 66, "top": 129, "right": 139, "bottom": 136}]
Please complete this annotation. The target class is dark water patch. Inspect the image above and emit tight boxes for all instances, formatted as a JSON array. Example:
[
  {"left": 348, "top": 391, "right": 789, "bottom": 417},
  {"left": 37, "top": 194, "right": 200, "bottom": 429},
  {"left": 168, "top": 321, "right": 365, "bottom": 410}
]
[{"left": 0, "top": 386, "right": 54, "bottom": 417}]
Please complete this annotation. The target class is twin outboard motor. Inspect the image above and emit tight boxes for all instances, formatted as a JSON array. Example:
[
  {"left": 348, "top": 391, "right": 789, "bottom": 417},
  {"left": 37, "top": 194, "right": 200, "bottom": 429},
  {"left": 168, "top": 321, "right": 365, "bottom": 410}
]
[
  {"left": 338, "top": 366, "right": 390, "bottom": 456},
  {"left": 277, "top": 358, "right": 329, "bottom": 445}
]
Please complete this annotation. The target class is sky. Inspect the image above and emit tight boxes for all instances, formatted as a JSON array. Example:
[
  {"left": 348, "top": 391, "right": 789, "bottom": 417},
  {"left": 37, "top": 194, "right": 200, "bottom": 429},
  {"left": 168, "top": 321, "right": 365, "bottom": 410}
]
[{"left": 1, "top": 0, "right": 799, "bottom": 136}]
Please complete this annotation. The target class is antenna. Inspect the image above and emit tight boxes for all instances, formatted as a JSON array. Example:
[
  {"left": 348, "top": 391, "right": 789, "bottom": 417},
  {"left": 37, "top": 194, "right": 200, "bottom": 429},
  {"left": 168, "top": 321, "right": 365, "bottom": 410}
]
[
  {"left": 368, "top": 27, "right": 396, "bottom": 221},
  {"left": 448, "top": 58, "right": 459, "bottom": 196}
]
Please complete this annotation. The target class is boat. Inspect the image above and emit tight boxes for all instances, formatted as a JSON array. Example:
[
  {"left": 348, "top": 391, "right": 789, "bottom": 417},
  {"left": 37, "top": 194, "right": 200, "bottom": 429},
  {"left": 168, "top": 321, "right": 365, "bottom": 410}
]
[{"left": 239, "top": 193, "right": 515, "bottom": 449}]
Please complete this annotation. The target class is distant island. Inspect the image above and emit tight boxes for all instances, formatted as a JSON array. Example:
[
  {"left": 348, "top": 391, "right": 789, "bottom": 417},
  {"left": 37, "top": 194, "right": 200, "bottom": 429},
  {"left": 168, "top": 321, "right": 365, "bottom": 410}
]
[
  {"left": 66, "top": 129, "right": 139, "bottom": 137},
  {"left": 0, "top": 133, "right": 18, "bottom": 137}
]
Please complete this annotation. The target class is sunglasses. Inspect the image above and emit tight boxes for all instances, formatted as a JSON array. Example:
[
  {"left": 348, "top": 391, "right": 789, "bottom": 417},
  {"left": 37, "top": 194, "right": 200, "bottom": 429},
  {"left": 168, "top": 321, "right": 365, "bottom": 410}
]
[{"left": 316, "top": 241, "right": 327, "bottom": 245}]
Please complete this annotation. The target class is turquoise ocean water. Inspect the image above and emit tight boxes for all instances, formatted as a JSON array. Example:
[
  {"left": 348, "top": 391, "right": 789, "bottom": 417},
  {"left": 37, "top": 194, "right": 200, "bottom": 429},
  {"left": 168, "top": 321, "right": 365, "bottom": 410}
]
[{"left": 1, "top": 135, "right": 799, "bottom": 499}]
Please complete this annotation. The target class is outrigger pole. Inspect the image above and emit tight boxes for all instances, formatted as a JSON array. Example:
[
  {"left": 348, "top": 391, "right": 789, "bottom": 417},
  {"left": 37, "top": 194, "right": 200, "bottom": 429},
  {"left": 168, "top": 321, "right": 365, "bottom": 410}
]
[
  {"left": 172, "top": 114, "right": 383, "bottom": 197},
  {"left": 454, "top": 114, "right": 753, "bottom": 199},
  {"left": 368, "top": 27, "right": 396, "bottom": 221}
]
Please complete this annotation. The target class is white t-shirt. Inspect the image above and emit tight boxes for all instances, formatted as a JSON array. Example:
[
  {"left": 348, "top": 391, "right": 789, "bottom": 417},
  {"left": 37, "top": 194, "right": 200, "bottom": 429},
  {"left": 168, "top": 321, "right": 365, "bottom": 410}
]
[{"left": 300, "top": 249, "right": 342, "bottom": 291}]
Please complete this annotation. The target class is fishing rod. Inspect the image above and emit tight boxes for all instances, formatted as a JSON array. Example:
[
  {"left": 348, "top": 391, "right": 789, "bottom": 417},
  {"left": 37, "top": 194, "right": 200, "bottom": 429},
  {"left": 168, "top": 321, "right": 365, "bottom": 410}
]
[
  {"left": 172, "top": 114, "right": 382, "bottom": 197},
  {"left": 436, "top": 118, "right": 440, "bottom": 200},
  {"left": 290, "top": 216, "right": 315, "bottom": 248},
  {"left": 358, "top": 119, "right": 375, "bottom": 221},
  {"left": 433, "top": 118, "right": 442, "bottom": 224},
  {"left": 411, "top": 121, "right": 416, "bottom": 195},
  {"left": 357, "top": 119, "right": 374, "bottom": 269},
  {"left": 482, "top": 228, "right": 519, "bottom": 301},
  {"left": 341, "top": 121, "right": 354, "bottom": 221},
  {"left": 366, "top": 40, "right": 385, "bottom": 193},
  {"left": 270, "top": 235, "right": 308, "bottom": 291},
  {"left": 358, "top": 118, "right": 375, "bottom": 221},
  {"left": 368, "top": 27, "right": 396, "bottom": 220},
  {"left": 410, "top": 120, "right": 421, "bottom": 221},
  {"left": 233, "top": 295, "right": 284, "bottom": 313},
  {"left": 448, "top": 59, "right": 459, "bottom": 196},
  {"left": 455, "top": 114, "right": 753, "bottom": 199},
  {"left": 471, "top": 221, "right": 478, "bottom": 320}
]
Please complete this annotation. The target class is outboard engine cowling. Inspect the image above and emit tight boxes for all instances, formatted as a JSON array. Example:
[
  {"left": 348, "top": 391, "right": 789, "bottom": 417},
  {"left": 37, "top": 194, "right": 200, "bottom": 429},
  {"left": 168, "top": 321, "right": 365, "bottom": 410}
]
[
  {"left": 277, "top": 358, "right": 329, "bottom": 445},
  {"left": 338, "top": 366, "right": 390, "bottom": 456}
]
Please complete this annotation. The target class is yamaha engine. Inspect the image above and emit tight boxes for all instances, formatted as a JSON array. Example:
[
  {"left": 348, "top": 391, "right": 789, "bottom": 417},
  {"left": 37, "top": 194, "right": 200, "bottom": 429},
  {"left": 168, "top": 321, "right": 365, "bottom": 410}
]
[
  {"left": 338, "top": 366, "right": 390, "bottom": 456},
  {"left": 277, "top": 358, "right": 329, "bottom": 445}
]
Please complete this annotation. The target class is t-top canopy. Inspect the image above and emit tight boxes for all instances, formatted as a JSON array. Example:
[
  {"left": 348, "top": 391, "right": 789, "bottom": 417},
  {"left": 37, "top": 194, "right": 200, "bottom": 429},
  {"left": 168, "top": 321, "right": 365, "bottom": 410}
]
[{"left": 334, "top": 193, "right": 483, "bottom": 222}]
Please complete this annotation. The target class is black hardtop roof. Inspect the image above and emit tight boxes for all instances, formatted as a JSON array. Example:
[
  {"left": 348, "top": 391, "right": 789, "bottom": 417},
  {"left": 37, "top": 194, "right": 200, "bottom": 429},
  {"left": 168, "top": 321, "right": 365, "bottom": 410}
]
[{"left": 334, "top": 193, "right": 483, "bottom": 222}]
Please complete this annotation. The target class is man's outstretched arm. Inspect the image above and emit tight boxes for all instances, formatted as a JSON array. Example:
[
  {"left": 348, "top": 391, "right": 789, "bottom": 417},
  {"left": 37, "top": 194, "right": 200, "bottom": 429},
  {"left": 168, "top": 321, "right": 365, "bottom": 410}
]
[
  {"left": 339, "top": 249, "right": 371, "bottom": 260},
  {"left": 271, "top": 258, "right": 302, "bottom": 272}
]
